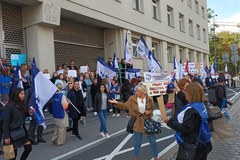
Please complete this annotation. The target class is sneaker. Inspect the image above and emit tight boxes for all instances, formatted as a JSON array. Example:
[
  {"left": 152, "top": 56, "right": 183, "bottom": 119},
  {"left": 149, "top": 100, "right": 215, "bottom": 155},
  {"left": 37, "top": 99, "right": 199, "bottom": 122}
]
[
  {"left": 105, "top": 133, "right": 110, "bottom": 139},
  {"left": 112, "top": 114, "right": 116, "bottom": 117},
  {"left": 100, "top": 132, "right": 106, "bottom": 138},
  {"left": 109, "top": 109, "right": 113, "bottom": 112},
  {"left": 89, "top": 107, "right": 94, "bottom": 111},
  {"left": 116, "top": 114, "right": 120, "bottom": 117},
  {"left": 71, "top": 132, "right": 75, "bottom": 137},
  {"left": 87, "top": 107, "right": 90, "bottom": 111},
  {"left": 31, "top": 140, "right": 39, "bottom": 145}
]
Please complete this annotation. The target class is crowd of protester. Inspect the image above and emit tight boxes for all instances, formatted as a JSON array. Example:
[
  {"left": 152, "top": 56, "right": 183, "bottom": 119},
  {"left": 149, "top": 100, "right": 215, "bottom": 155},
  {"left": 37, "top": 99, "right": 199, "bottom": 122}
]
[{"left": 0, "top": 57, "right": 238, "bottom": 160}]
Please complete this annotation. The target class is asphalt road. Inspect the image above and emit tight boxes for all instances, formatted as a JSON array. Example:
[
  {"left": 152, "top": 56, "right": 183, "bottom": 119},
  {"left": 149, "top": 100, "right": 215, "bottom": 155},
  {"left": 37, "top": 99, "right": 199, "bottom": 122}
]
[{"left": 10, "top": 86, "right": 240, "bottom": 160}]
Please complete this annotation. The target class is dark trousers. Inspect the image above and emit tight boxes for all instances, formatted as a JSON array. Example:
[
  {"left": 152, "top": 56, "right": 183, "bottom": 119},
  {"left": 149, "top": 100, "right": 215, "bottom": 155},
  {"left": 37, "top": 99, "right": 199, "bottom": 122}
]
[
  {"left": 112, "top": 106, "right": 120, "bottom": 114},
  {"left": 72, "top": 118, "right": 80, "bottom": 136},
  {"left": 195, "top": 142, "right": 212, "bottom": 160},
  {"left": 28, "top": 116, "right": 44, "bottom": 141}
]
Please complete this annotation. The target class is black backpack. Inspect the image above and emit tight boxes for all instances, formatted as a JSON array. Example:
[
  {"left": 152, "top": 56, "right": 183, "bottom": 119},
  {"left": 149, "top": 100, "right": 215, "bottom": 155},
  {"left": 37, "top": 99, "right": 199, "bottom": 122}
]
[{"left": 208, "top": 86, "right": 217, "bottom": 105}]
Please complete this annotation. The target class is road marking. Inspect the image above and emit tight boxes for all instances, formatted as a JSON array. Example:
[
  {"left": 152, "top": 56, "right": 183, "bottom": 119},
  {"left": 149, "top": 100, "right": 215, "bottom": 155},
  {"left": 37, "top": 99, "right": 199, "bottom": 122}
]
[
  {"left": 151, "top": 141, "right": 177, "bottom": 160},
  {"left": 51, "top": 129, "right": 126, "bottom": 160},
  {"left": 96, "top": 134, "right": 133, "bottom": 160},
  {"left": 227, "top": 88, "right": 238, "bottom": 94},
  {"left": 93, "top": 134, "right": 174, "bottom": 160}
]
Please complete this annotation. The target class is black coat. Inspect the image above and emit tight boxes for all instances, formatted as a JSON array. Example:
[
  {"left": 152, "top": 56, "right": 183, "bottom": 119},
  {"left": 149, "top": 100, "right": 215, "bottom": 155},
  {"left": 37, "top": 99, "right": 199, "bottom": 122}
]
[
  {"left": 3, "top": 102, "right": 26, "bottom": 139},
  {"left": 215, "top": 84, "right": 227, "bottom": 108},
  {"left": 167, "top": 108, "right": 201, "bottom": 144},
  {"left": 67, "top": 89, "right": 86, "bottom": 120},
  {"left": 94, "top": 92, "right": 110, "bottom": 113}
]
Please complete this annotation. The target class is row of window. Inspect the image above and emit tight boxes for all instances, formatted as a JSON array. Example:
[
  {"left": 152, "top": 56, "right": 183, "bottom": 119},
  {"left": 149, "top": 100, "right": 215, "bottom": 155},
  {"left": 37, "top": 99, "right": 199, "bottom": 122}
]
[
  {"left": 131, "top": 0, "right": 207, "bottom": 42},
  {"left": 131, "top": 36, "right": 205, "bottom": 63}
]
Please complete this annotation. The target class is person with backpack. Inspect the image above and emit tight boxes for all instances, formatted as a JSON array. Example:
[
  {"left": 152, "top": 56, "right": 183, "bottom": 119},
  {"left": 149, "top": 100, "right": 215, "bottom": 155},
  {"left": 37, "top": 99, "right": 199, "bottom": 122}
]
[{"left": 164, "top": 82, "right": 212, "bottom": 160}]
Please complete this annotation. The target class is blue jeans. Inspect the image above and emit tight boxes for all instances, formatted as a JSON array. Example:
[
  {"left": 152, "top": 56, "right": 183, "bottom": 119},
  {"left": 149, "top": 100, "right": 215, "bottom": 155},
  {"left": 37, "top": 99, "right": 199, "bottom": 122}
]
[
  {"left": 133, "top": 131, "right": 158, "bottom": 158},
  {"left": 223, "top": 108, "right": 231, "bottom": 122},
  {"left": 98, "top": 109, "right": 108, "bottom": 133}
]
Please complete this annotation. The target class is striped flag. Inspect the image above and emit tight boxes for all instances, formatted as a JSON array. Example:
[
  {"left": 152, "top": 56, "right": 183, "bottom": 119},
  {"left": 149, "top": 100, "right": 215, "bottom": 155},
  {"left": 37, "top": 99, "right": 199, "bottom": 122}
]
[
  {"left": 124, "top": 33, "right": 132, "bottom": 64},
  {"left": 136, "top": 36, "right": 149, "bottom": 58},
  {"left": 125, "top": 68, "right": 141, "bottom": 80},
  {"left": 96, "top": 57, "right": 118, "bottom": 79},
  {"left": 31, "top": 58, "right": 57, "bottom": 127}
]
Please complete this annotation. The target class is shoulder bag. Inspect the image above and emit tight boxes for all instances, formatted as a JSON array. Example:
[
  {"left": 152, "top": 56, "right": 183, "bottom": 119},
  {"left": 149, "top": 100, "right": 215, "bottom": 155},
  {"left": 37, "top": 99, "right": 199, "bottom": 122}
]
[{"left": 10, "top": 126, "right": 26, "bottom": 141}]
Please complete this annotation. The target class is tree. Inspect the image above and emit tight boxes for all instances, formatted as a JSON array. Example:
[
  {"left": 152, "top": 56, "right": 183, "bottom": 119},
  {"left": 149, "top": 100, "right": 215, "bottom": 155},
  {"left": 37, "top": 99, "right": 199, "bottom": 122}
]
[{"left": 209, "top": 31, "right": 240, "bottom": 73}]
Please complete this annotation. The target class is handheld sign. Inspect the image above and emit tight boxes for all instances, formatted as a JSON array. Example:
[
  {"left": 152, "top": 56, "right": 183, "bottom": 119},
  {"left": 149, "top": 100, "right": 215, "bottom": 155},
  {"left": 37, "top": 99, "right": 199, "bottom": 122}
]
[{"left": 157, "top": 96, "right": 167, "bottom": 122}]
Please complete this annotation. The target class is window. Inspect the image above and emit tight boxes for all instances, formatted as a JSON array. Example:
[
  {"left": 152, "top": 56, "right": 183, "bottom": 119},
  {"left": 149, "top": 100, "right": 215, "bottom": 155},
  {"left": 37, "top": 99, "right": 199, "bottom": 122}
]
[
  {"left": 152, "top": 0, "right": 160, "bottom": 20},
  {"left": 179, "top": 13, "right": 185, "bottom": 32},
  {"left": 179, "top": 48, "right": 184, "bottom": 61},
  {"left": 188, "top": 19, "right": 193, "bottom": 36},
  {"left": 133, "top": 0, "right": 143, "bottom": 12},
  {"left": 152, "top": 42, "right": 159, "bottom": 57},
  {"left": 195, "top": 0, "right": 199, "bottom": 13},
  {"left": 203, "top": 28, "right": 207, "bottom": 42},
  {"left": 167, "top": 45, "right": 174, "bottom": 63},
  {"left": 187, "top": 0, "right": 192, "bottom": 7},
  {"left": 132, "top": 37, "right": 139, "bottom": 57},
  {"left": 196, "top": 24, "right": 201, "bottom": 40},
  {"left": 201, "top": 6, "right": 205, "bottom": 18},
  {"left": 167, "top": 6, "right": 174, "bottom": 27}
]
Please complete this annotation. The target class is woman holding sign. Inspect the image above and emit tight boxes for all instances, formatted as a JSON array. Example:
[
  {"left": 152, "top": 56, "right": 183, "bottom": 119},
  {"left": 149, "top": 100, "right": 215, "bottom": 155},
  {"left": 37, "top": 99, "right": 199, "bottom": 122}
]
[{"left": 109, "top": 83, "right": 158, "bottom": 160}]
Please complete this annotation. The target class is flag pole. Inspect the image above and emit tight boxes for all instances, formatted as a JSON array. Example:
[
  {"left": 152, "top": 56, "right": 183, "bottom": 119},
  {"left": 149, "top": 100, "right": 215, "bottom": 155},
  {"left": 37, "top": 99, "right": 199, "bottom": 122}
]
[{"left": 57, "top": 89, "right": 81, "bottom": 114}]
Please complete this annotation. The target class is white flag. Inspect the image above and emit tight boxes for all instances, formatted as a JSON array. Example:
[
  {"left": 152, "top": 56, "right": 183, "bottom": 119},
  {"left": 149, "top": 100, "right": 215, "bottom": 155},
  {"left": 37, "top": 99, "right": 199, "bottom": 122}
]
[
  {"left": 125, "top": 68, "right": 141, "bottom": 80},
  {"left": 96, "top": 57, "right": 118, "bottom": 79},
  {"left": 148, "top": 51, "right": 162, "bottom": 73},
  {"left": 124, "top": 33, "right": 132, "bottom": 64},
  {"left": 136, "top": 36, "right": 149, "bottom": 59}
]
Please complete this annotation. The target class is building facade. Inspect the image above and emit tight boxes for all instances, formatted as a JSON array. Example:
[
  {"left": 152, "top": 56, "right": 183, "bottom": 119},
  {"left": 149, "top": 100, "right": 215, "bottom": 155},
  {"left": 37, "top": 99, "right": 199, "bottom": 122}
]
[{"left": 0, "top": 0, "right": 209, "bottom": 74}]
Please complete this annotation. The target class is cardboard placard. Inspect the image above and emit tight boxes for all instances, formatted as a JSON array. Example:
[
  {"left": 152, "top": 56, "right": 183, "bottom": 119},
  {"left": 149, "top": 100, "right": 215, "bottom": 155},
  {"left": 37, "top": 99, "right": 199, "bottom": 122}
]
[
  {"left": 157, "top": 96, "right": 167, "bottom": 122},
  {"left": 168, "top": 93, "right": 175, "bottom": 103}
]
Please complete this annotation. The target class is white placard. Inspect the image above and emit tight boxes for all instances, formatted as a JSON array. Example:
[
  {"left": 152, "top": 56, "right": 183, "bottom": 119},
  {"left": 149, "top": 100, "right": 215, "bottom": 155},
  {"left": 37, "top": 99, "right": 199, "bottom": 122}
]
[
  {"left": 80, "top": 66, "right": 88, "bottom": 73},
  {"left": 143, "top": 81, "right": 170, "bottom": 96},
  {"left": 57, "top": 69, "right": 64, "bottom": 75},
  {"left": 68, "top": 70, "right": 77, "bottom": 77},
  {"left": 144, "top": 72, "right": 171, "bottom": 82},
  {"left": 43, "top": 73, "right": 51, "bottom": 79}
]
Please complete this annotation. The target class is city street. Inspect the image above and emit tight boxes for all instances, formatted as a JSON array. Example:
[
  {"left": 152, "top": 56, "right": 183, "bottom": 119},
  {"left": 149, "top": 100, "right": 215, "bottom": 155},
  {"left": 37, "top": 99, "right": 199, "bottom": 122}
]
[{"left": 11, "top": 86, "right": 239, "bottom": 160}]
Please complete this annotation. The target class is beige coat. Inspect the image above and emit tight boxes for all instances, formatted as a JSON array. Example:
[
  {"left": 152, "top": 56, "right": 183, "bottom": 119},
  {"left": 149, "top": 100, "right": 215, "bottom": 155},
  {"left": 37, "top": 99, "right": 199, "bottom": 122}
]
[{"left": 116, "top": 95, "right": 155, "bottom": 133}]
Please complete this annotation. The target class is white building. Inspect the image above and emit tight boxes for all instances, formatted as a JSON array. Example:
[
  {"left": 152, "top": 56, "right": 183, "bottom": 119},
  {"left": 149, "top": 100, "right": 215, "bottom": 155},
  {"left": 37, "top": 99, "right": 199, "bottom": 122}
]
[{"left": 0, "top": 0, "right": 209, "bottom": 74}]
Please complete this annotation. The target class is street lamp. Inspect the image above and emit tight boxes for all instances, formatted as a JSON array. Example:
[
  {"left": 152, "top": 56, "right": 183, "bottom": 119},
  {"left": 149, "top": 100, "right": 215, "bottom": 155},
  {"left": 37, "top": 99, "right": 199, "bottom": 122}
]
[{"left": 213, "top": 13, "right": 218, "bottom": 63}]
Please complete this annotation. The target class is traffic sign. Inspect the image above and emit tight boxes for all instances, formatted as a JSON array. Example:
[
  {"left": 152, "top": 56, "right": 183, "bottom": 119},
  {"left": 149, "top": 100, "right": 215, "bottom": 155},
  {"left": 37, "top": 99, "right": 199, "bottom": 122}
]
[
  {"left": 231, "top": 54, "right": 240, "bottom": 63},
  {"left": 230, "top": 44, "right": 238, "bottom": 51},
  {"left": 222, "top": 53, "right": 229, "bottom": 62}
]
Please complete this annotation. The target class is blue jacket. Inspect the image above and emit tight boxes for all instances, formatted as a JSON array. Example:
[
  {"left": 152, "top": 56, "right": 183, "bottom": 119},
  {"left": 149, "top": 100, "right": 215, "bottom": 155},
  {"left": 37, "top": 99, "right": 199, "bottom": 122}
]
[
  {"left": 0, "top": 75, "right": 12, "bottom": 94},
  {"left": 51, "top": 93, "right": 65, "bottom": 119}
]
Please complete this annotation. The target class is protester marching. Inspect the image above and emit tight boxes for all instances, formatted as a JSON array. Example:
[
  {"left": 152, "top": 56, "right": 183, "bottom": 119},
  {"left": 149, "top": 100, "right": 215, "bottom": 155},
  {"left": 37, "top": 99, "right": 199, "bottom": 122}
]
[{"left": 0, "top": 34, "right": 239, "bottom": 160}]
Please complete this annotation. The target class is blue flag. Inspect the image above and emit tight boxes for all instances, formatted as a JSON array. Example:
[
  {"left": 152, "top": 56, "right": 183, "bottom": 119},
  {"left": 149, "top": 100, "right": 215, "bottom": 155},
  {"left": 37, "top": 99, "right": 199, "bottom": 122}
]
[
  {"left": 12, "top": 63, "right": 23, "bottom": 89},
  {"left": 125, "top": 68, "right": 141, "bottom": 80},
  {"left": 31, "top": 58, "right": 57, "bottom": 127}
]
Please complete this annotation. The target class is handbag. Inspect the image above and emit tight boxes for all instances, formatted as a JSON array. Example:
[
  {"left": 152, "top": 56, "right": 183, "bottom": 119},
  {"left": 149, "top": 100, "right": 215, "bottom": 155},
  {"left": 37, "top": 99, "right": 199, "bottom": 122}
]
[
  {"left": 126, "top": 117, "right": 137, "bottom": 134},
  {"left": 10, "top": 127, "right": 26, "bottom": 141},
  {"left": 3, "top": 144, "right": 15, "bottom": 159},
  {"left": 177, "top": 143, "right": 197, "bottom": 160},
  {"left": 144, "top": 119, "right": 161, "bottom": 134}
]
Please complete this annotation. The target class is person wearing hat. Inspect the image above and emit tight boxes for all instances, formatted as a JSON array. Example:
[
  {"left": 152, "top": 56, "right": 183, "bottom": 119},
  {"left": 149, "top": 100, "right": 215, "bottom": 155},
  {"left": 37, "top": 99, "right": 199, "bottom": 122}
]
[
  {"left": 0, "top": 95, "right": 9, "bottom": 155},
  {"left": 109, "top": 83, "right": 158, "bottom": 160}
]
